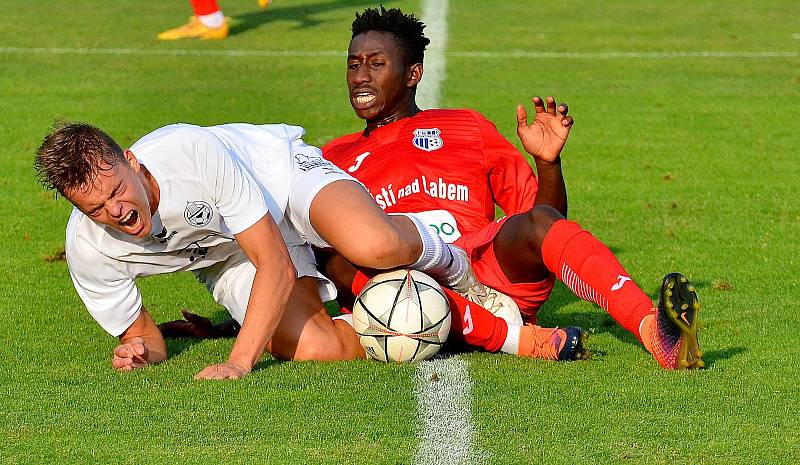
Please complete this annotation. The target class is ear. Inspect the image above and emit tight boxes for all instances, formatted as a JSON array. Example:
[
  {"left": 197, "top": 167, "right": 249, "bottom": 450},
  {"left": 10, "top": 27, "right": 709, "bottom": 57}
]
[
  {"left": 407, "top": 63, "right": 423, "bottom": 88},
  {"left": 124, "top": 150, "right": 141, "bottom": 173}
]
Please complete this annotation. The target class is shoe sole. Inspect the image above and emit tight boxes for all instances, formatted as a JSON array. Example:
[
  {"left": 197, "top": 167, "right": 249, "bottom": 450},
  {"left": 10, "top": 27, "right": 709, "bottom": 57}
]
[
  {"left": 574, "top": 329, "right": 591, "bottom": 361},
  {"left": 560, "top": 327, "right": 591, "bottom": 361},
  {"left": 660, "top": 272, "right": 704, "bottom": 369}
]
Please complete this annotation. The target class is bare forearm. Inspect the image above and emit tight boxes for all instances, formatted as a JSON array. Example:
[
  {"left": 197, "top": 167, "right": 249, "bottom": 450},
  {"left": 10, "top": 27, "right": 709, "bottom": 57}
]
[
  {"left": 119, "top": 306, "right": 168, "bottom": 365},
  {"left": 533, "top": 157, "right": 568, "bottom": 217},
  {"left": 140, "top": 335, "right": 167, "bottom": 364},
  {"left": 227, "top": 269, "right": 296, "bottom": 370}
]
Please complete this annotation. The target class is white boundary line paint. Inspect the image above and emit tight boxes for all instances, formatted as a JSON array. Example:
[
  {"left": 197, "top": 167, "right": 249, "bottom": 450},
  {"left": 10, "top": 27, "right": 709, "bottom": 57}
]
[
  {"left": 0, "top": 46, "right": 341, "bottom": 57},
  {"left": 0, "top": 46, "right": 795, "bottom": 59},
  {"left": 415, "top": 358, "right": 487, "bottom": 465},
  {"left": 414, "top": 2, "right": 486, "bottom": 465},
  {"left": 415, "top": 0, "right": 448, "bottom": 110}
]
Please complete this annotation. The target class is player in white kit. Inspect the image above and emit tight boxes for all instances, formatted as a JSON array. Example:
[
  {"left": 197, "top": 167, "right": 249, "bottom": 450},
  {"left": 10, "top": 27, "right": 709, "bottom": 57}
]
[{"left": 35, "top": 122, "right": 496, "bottom": 379}]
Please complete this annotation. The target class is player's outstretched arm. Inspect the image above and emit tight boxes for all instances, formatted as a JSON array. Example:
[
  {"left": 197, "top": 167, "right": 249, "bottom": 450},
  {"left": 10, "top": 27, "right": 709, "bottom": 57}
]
[
  {"left": 194, "top": 214, "right": 295, "bottom": 380},
  {"left": 113, "top": 306, "right": 168, "bottom": 372},
  {"left": 516, "top": 95, "right": 573, "bottom": 163}
]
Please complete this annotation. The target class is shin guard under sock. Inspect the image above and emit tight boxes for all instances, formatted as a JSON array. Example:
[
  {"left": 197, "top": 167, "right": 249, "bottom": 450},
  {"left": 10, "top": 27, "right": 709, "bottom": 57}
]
[{"left": 541, "top": 219, "right": 655, "bottom": 340}]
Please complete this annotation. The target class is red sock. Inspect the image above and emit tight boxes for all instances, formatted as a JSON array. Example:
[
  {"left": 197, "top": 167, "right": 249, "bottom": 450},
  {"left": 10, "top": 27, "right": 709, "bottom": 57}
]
[
  {"left": 541, "top": 219, "right": 655, "bottom": 341},
  {"left": 351, "top": 270, "right": 508, "bottom": 352},
  {"left": 191, "top": 0, "right": 220, "bottom": 15}
]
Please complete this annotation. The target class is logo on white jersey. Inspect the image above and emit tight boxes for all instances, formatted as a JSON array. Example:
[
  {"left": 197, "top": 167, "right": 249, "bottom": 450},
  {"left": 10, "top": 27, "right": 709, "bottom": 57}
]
[
  {"left": 611, "top": 275, "right": 632, "bottom": 291},
  {"left": 294, "top": 151, "right": 331, "bottom": 172},
  {"left": 347, "top": 151, "right": 371, "bottom": 172},
  {"left": 184, "top": 201, "right": 213, "bottom": 227},
  {"left": 462, "top": 304, "right": 474, "bottom": 335},
  {"left": 412, "top": 128, "right": 443, "bottom": 152}
]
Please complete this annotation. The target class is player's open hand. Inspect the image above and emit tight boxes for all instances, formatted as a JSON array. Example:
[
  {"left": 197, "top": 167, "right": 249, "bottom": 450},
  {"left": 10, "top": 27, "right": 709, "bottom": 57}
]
[
  {"left": 194, "top": 361, "right": 250, "bottom": 380},
  {"left": 112, "top": 336, "right": 149, "bottom": 372},
  {"left": 516, "top": 96, "right": 574, "bottom": 163},
  {"left": 158, "top": 309, "right": 240, "bottom": 339}
]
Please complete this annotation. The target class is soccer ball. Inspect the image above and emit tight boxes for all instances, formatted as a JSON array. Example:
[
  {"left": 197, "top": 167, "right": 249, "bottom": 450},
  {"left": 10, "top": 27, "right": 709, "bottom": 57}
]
[{"left": 352, "top": 269, "right": 451, "bottom": 362}]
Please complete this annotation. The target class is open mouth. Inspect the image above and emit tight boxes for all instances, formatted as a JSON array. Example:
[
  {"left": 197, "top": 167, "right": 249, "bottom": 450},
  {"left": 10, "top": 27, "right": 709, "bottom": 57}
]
[
  {"left": 354, "top": 93, "right": 375, "bottom": 104},
  {"left": 351, "top": 90, "right": 376, "bottom": 108},
  {"left": 120, "top": 209, "right": 141, "bottom": 234}
]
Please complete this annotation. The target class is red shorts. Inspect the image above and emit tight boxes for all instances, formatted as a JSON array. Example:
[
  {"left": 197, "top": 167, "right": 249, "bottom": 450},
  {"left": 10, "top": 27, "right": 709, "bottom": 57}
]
[{"left": 454, "top": 216, "right": 555, "bottom": 323}]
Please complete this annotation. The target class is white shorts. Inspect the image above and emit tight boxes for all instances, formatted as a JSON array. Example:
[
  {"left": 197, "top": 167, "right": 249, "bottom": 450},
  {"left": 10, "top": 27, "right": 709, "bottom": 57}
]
[
  {"left": 284, "top": 140, "right": 360, "bottom": 248},
  {"left": 193, "top": 244, "right": 337, "bottom": 325}
]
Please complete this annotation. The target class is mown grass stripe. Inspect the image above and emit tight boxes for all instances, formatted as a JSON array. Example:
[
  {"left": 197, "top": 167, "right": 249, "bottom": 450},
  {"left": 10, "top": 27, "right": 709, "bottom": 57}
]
[{"left": 0, "top": 46, "right": 795, "bottom": 59}]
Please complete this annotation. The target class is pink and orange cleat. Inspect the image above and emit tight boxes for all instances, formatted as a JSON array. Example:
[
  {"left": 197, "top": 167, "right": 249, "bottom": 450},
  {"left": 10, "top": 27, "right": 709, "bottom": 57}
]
[{"left": 643, "top": 272, "right": 704, "bottom": 369}]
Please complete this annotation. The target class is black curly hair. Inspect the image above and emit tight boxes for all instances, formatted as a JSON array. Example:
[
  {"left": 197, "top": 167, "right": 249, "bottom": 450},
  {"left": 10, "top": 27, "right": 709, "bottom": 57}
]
[{"left": 351, "top": 6, "right": 430, "bottom": 65}]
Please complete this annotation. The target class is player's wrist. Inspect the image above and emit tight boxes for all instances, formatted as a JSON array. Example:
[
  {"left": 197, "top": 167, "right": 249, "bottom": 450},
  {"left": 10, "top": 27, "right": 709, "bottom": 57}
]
[
  {"left": 224, "top": 357, "right": 252, "bottom": 375},
  {"left": 534, "top": 156, "right": 562, "bottom": 170}
]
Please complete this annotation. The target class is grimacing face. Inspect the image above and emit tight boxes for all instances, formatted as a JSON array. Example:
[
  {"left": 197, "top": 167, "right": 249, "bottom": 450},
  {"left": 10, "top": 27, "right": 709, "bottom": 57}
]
[
  {"left": 66, "top": 151, "right": 155, "bottom": 238},
  {"left": 346, "top": 30, "right": 420, "bottom": 125}
]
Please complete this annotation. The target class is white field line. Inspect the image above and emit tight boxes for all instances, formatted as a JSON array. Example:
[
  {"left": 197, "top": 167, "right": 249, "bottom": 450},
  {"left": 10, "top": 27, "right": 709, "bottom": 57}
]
[
  {"left": 414, "top": 3, "right": 486, "bottom": 465},
  {"left": 416, "top": 0, "right": 448, "bottom": 110},
  {"left": 415, "top": 358, "right": 487, "bottom": 465},
  {"left": 0, "top": 46, "right": 796, "bottom": 59}
]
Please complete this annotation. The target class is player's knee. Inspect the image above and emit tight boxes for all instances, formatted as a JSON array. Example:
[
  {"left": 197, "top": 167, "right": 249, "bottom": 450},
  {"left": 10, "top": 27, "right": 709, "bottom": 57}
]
[
  {"left": 348, "top": 227, "right": 410, "bottom": 269},
  {"left": 292, "top": 334, "right": 359, "bottom": 361},
  {"left": 524, "top": 205, "right": 564, "bottom": 248},
  {"left": 529, "top": 205, "right": 562, "bottom": 230}
]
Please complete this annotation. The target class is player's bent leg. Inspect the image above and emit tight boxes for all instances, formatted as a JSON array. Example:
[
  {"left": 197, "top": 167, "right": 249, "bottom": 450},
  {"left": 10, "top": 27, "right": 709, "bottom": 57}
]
[
  {"left": 309, "top": 180, "right": 421, "bottom": 269},
  {"left": 266, "top": 277, "right": 365, "bottom": 361},
  {"left": 493, "top": 205, "right": 562, "bottom": 284},
  {"left": 515, "top": 209, "right": 657, "bottom": 341}
]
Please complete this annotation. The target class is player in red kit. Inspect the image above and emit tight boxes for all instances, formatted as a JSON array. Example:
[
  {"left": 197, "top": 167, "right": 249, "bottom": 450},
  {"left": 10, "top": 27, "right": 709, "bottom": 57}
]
[
  {"left": 163, "top": 7, "right": 703, "bottom": 369},
  {"left": 318, "top": 7, "right": 703, "bottom": 370}
]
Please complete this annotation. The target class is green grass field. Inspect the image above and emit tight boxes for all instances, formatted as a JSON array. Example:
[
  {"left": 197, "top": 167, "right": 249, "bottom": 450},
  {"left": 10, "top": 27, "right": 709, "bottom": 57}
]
[{"left": 2, "top": 1, "right": 799, "bottom": 463}]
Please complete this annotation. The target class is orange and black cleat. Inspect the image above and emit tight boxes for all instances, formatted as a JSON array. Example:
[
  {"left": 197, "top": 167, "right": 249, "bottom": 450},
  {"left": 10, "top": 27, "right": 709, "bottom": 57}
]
[
  {"left": 650, "top": 272, "right": 704, "bottom": 369},
  {"left": 519, "top": 325, "right": 590, "bottom": 361}
]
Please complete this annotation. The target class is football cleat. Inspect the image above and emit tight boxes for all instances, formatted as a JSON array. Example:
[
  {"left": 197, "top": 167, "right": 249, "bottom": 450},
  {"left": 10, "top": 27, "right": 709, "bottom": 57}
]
[
  {"left": 258, "top": 0, "right": 272, "bottom": 9},
  {"left": 449, "top": 246, "right": 523, "bottom": 326},
  {"left": 157, "top": 16, "right": 229, "bottom": 41},
  {"left": 519, "top": 325, "right": 590, "bottom": 361},
  {"left": 649, "top": 272, "right": 704, "bottom": 369}
]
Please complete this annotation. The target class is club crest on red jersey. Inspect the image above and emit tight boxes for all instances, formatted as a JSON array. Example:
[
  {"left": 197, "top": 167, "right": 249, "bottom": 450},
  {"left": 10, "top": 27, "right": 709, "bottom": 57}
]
[{"left": 412, "top": 128, "right": 443, "bottom": 152}]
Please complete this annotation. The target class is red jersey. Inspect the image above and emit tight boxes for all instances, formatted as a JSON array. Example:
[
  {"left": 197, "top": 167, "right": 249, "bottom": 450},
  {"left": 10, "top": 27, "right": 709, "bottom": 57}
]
[{"left": 323, "top": 109, "right": 538, "bottom": 242}]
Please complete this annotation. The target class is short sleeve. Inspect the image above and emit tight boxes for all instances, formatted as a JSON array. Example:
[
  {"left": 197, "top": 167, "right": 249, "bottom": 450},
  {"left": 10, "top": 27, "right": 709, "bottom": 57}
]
[
  {"left": 65, "top": 231, "right": 141, "bottom": 337},
  {"left": 194, "top": 131, "right": 270, "bottom": 235},
  {"left": 477, "top": 113, "right": 539, "bottom": 216}
]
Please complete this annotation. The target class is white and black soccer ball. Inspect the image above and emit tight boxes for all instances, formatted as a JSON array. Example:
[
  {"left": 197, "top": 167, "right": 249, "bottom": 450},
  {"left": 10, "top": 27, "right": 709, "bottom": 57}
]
[{"left": 352, "top": 269, "right": 451, "bottom": 362}]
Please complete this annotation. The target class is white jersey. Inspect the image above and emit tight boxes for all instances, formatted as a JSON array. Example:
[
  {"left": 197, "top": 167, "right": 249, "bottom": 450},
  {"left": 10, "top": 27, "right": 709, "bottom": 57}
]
[{"left": 65, "top": 123, "right": 329, "bottom": 336}]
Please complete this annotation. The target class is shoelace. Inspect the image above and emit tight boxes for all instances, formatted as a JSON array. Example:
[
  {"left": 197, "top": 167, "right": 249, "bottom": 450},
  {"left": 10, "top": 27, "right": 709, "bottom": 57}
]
[
  {"left": 464, "top": 282, "right": 503, "bottom": 313},
  {"left": 529, "top": 325, "right": 562, "bottom": 360}
]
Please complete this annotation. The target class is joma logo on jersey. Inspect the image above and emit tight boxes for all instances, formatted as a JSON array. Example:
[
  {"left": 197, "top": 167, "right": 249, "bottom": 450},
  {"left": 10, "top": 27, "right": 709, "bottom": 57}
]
[
  {"left": 412, "top": 128, "right": 443, "bottom": 152},
  {"left": 184, "top": 201, "right": 213, "bottom": 227}
]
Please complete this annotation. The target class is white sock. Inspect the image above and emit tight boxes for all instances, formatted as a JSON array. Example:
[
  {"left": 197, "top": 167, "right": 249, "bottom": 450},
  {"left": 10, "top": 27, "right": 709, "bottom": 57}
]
[
  {"left": 500, "top": 324, "right": 522, "bottom": 354},
  {"left": 332, "top": 313, "right": 354, "bottom": 328},
  {"left": 198, "top": 11, "right": 225, "bottom": 28},
  {"left": 395, "top": 213, "right": 468, "bottom": 287}
]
